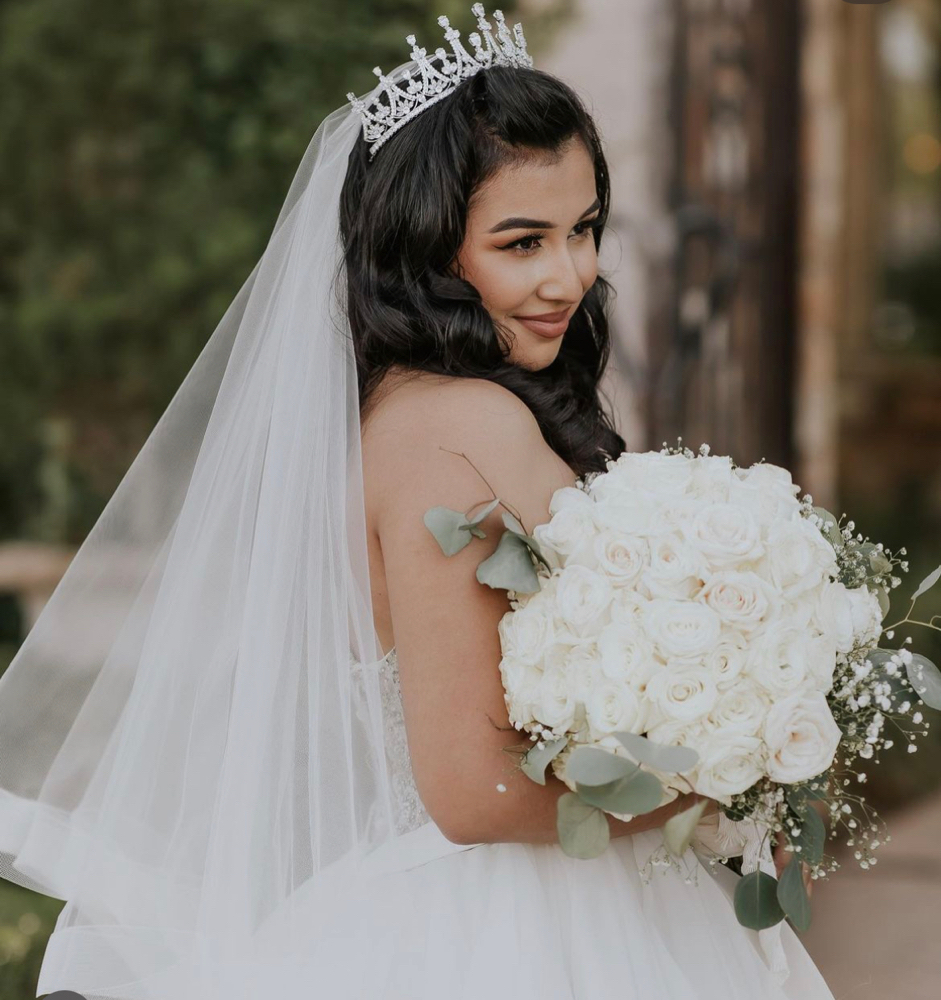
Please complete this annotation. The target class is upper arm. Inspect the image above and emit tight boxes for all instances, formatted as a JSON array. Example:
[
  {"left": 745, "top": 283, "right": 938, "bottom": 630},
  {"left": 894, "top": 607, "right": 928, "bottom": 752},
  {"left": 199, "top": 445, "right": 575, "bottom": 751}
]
[{"left": 363, "top": 379, "right": 577, "bottom": 843}]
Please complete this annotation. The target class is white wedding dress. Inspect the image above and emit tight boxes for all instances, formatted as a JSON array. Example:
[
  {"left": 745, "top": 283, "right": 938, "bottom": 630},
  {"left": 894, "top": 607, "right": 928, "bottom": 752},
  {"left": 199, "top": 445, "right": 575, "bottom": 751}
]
[{"left": 249, "top": 645, "right": 838, "bottom": 1000}]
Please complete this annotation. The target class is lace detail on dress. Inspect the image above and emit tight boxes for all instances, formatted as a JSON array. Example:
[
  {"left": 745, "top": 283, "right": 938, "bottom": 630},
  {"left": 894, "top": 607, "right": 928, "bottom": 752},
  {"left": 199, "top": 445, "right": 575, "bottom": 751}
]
[{"left": 376, "top": 647, "right": 432, "bottom": 836}]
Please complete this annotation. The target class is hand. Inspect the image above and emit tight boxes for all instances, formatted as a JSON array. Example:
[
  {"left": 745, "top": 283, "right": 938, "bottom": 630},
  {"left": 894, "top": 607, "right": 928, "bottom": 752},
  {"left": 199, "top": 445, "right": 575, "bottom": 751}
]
[{"left": 772, "top": 836, "right": 813, "bottom": 898}]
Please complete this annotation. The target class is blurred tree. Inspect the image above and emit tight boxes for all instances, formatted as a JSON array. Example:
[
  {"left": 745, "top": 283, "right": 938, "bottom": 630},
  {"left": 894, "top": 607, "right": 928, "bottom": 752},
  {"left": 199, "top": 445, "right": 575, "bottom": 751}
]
[{"left": 0, "top": 0, "right": 472, "bottom": 542}]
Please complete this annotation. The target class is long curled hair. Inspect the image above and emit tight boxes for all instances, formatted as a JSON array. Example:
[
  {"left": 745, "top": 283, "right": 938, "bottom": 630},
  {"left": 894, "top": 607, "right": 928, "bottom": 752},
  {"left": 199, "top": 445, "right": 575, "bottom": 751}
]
[{"left": 339, "top": 65, "right": 625, "bottom": 476}]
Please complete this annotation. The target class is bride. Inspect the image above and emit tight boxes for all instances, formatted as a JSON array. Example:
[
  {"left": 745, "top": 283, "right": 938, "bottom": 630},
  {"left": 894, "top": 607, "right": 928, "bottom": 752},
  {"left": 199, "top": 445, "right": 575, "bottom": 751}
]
[{"left": 0, "top": 6, "right": 837, "bottom": 999}]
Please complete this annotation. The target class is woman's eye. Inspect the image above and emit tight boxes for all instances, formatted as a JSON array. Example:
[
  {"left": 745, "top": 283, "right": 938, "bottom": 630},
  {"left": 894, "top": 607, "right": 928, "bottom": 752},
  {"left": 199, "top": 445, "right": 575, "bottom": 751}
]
[{"left": 502, "top": 218, "right": 600, "bottom": 255}]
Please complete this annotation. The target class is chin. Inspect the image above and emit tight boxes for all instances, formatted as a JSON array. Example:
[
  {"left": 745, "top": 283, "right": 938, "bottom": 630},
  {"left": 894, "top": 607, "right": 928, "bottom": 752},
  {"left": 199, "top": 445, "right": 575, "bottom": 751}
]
[{"left": 511, "top": 335, "right": 564, "bottom": 371}]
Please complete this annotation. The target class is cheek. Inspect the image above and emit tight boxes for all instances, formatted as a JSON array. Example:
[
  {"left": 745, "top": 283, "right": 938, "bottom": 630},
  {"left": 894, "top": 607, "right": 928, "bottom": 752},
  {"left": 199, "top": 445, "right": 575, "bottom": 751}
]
[
  {"left": 576, "top": 241, "right": 599, "bottom": 291},
  {"left": 463, "top": 251, "right": 531, "bottom": 313}
]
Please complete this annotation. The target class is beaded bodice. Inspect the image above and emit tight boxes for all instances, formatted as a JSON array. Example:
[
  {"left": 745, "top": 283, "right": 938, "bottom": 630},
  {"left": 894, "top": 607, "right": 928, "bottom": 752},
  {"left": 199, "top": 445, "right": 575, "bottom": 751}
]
[{"left": 369, "top": 646, "right": 432, "bottom": 836}]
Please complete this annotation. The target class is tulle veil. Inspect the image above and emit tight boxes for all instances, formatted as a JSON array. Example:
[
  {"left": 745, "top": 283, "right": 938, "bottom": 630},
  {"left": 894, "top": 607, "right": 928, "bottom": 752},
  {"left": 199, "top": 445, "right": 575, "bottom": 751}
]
[{"left": 0, "top": 81, "right": 421, "bottom": 998}]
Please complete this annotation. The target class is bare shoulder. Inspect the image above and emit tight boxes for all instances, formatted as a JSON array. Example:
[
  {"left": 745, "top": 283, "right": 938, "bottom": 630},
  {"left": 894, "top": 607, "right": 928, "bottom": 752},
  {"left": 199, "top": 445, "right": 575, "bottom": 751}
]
[{"left": 361, "top": 372, "right": 571, "bottom": 531}]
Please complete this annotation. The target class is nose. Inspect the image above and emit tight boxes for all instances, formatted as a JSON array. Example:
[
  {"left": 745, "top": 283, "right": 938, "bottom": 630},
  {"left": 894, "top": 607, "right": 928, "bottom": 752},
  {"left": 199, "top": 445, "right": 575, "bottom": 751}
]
[{"left": 536, "top": 243, "right": 586, "bottom": 306}]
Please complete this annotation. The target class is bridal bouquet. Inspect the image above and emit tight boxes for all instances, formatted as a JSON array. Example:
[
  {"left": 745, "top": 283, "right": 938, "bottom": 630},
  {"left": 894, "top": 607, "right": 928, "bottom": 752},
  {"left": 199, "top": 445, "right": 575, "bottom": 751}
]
[{"left": 424, "top": 440, "right": 941, "bottom": 940}]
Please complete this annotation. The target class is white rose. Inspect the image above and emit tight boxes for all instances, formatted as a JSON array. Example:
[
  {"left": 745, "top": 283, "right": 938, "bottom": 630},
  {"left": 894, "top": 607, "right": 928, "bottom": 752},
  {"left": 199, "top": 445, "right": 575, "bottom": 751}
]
[
  {"left": 594, "top": 452, "right": 695, "bottom": 498},
  {"left": 702, "top": 683, "right": 772, "bottom": 739},
  {"left": 805, "top": 631, "right": 839, "bottom": 695},
  {"left": 745, "top": 622, "right": 814, "bottom": 698},
  {"left": 692, "top": 734, "right": 766, "bottom": 803},
  {"left": 499, "top": 657, "right": 544, "bottom": 728},
  {"left": 590, "top": 496, "right": 657, "bottom": 535},
  {"left": 533, "top": 666, "right": 578, "bottom": 733},
  {"left": 689, "top": 454, "right": 736, "bottom": 501},
  {"left": 704, "top": 630, "right": 749, "bottom": 690},
  {"left": 532, "top": 506, "right": 597, "bottom": 566},
  {"left": 564, "top": 643, "right": 605, "bottom": 703},
  {"left": 764, "top": 516, "right": 839, "bottom": 600},
  {"left": 728, "top": 462, "right": 802, "bottom": 523},
  {"left": 698, "top": 570, "right": 776, "bottom": 633},
  {"left": 642, "top": 534, "right": 710, "bottom": 600},
  {"left": 497, "top": 602, "right": 555, "bottom": 667},
  {"left": 589, "top": 531, "right": 648, "bottom": 587},
  {"left": 645, "top": 661, "right": 719, "bottom": 724},
  {"left": 763, "top": 691, "right": 842, "bottom": 784},
  {"left": 609, "top": 588, "right": 650, "bottom": 625},
  {"left": 554, "top": 565, "right": 615, "bottom": 635},
  {"left": 682, "top": 502, "right": 765, "bottom": 567},
  {"left": 596, "top": 620, "right": 658, "bottom": 692},
  {"left": 641, "top": 598, "right": 722, "bottom": 660},
  {"left": 646, "top": 496, "right": 705, "bottom": 537},
  {"left": 585, "top": 682, "right": 648, "bottom": 741},
  {"left": 812, "top": 580, "right": 857, "bottom": 654},
  {"left": 846, "top": 585, "right": 885, "bottom": 647}
]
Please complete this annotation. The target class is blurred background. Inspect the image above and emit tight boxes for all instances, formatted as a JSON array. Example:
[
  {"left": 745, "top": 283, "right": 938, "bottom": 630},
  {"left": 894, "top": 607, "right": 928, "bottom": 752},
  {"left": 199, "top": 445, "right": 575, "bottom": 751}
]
[{"left": 0, "top": 0, "right": 939, "bottom": 996}]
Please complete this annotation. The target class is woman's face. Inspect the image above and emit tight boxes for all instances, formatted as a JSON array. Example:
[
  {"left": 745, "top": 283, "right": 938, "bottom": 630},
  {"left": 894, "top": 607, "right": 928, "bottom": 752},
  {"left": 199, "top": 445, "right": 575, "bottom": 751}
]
[{"left": 455, "top": 138, "right": 601, "bottom": 371}]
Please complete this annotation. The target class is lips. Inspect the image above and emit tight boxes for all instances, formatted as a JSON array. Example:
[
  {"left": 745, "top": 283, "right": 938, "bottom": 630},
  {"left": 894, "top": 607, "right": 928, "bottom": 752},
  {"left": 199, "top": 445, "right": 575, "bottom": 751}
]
[{"left": 513, "top": 308, "right": 572, "bottom": 339}]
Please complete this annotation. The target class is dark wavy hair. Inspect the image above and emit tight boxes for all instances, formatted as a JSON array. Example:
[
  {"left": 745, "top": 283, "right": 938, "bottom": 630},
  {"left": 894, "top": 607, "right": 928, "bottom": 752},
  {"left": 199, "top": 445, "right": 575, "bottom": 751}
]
[{"left": 339, "top": 65, "right": 625, "bottom": 476}]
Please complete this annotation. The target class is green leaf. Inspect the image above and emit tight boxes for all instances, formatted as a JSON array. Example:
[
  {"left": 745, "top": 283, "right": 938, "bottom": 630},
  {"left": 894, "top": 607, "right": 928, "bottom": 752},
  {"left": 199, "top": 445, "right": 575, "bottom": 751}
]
[
  {"left": 734, "top": 871, "right": 786, "bottom": 931},
  {"left": 467, "top": 524, "right": 487, "bottom": 539},
  {"left": 663, "top": 798, "right": 709, "bottom": 857},
  {"left": 423, "top": 506, "right": 474, "bottom": 556},
  {"left": 557, "top": 792, "right": 610, "bottom": 859},
  {"left": 466, "top": 497, "right": 501, "bottom": 526},
  {"left": 575, "top": 768, "right": 664, "bottom": 817},
  {"left": 811, "top": 506, "right": 842, "bottom": 547},
  {"left": 613, "top": 731, "right": 700, "bottom": 773},
  {"left": 520, "top": 736, "right": 568, "bottom": 786},
  {"left": 786, "top": 777, "right": 830, "bottom": 816},
  {"left": 566, "top": 746, "right": 639, "bottom": 785},
  {"left": 869, "top": 552, "right": 893, "bottom": 577},
  {"left": 912, "top": 564, "right": 941, "bottom": 602},
  {"left": 500, "top": 510, "right": 550, "bottom": 568},
  {"left": 905, "top": 653, "right": 941, "bottom": 710},
  {"left": 475, "top": 530, "right": 540, "bottom": 593},
  {"left": 792, "top": 806, "right": 826, "bottom": 866},
  {"left": 776, "top": 854, "right": 812, "bottom": 932}
]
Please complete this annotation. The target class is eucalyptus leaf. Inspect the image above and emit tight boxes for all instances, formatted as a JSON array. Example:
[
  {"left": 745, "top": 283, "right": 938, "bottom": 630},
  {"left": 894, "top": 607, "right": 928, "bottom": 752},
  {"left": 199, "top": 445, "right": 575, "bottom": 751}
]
[
  {"left": 613, "top": 731, "right": 700, "bottom": 773},
  {"left": 566, "top": 746, "right": 639, "bottom": 786},
  {"left": 500, "top": 511, "right": 549, "bottom": 566},
  {"left": 575, "top": 768, "right": 664, "bottom": 816},
  {"left": 792, "top": 805, "right": 826, "bottom": 866},
  {"left": 905, "top": 653, "right": 941, "bottom": 710},
  {"left": 520, "top": 736, "right": 568, "bottom": 786},
  {"left": 786, "top": 777, "right": 830, "bottom": 816},
  {"left": 475, "top": 530, "right": 540, "bottom": 593},
  {"left": 557, "top": 792, "right": 610, "bottom": 859},
  {"left": 869, "top": 552, "right": 893, "bottom": 577},
  {"left": 913, "top": 564, "right": 941, "bottom": 602},
  {"left": 467, "top": 497, "right": 501, "bottom": 526},
  {"left": 423, "top": 506, "right": 474, "bottom": 556},
  {"left": 811, "top": 505, "right": 842, "bottom": 547},
  {"left": 776, "top": 855, "right": 812, "bottom": 932},
  {"left": 873, "top": 585, "right": 891, "bottom": 620},
  {"left": 467, "top": 524, "right": 487, "bottom": 539},
  {"left": 663, "top": 798, "right": 709, "bottom": 857},
  {"left": 734, "top": 870, "right": 786, "bottom": 931}
]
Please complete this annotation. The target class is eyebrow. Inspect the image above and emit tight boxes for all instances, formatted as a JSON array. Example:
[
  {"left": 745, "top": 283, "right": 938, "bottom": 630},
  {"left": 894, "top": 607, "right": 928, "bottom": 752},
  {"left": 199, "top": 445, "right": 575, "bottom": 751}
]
[{"left": 486, "top": 197, "right": 602, "bottom": 234}]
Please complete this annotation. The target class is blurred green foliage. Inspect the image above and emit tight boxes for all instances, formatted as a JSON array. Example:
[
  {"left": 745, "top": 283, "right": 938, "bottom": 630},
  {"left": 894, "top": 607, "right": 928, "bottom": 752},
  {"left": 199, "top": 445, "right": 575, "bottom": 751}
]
[{"left": 0, "top": 0, "right": 474, "bottom": 545}]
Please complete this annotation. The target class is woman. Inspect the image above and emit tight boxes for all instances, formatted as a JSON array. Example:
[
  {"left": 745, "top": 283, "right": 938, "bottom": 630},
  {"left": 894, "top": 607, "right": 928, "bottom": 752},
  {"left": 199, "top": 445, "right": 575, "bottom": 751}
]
[{"left": 0, "top": 6, "right": 836, "bottom": 999}]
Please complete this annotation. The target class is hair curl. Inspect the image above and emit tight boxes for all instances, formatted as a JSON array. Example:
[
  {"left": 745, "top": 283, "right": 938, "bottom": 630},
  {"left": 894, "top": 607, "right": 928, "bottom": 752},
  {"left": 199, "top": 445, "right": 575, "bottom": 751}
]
[{"left": 339, "top": 65, "right": 624, "bottom": 476}]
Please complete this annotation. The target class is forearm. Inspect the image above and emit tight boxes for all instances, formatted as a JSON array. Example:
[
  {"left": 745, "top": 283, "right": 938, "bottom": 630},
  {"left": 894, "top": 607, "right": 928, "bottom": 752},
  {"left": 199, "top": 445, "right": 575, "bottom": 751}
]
[{"left": 451, "top": 767, "right": 711, "bottom": 847}]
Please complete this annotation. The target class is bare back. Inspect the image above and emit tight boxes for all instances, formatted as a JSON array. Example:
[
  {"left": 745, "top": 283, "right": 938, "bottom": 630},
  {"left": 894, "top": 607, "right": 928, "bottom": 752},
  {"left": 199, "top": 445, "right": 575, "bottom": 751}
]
[{"left": 359, "top": 366, "right": 577, "bottom": 842}]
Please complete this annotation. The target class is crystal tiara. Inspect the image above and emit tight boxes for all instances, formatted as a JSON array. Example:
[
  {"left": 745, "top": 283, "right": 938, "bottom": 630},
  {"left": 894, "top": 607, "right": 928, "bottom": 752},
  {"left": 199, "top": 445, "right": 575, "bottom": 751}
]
[{"left": 347, "top": 3, "right": 534, "bottom": 159}]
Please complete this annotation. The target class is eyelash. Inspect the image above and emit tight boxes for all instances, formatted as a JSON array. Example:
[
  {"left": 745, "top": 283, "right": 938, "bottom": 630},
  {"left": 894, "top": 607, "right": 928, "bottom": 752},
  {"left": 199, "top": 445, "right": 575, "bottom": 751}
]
[{"left": 500, "top": 218, "right": 602, "bottom": 256}]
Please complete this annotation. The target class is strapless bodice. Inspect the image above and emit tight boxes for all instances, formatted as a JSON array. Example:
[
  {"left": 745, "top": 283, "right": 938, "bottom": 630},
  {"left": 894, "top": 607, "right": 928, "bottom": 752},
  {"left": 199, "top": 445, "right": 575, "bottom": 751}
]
[{"left": 354, "top": 645, "right": 431, "bottom": 837}]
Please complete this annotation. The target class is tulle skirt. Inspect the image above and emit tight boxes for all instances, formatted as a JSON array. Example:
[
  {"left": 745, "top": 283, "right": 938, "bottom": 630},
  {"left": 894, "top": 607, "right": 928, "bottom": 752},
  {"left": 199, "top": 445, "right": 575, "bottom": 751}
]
[{"left": 36, "top": 821, "right": 836, "bottom": 1000}]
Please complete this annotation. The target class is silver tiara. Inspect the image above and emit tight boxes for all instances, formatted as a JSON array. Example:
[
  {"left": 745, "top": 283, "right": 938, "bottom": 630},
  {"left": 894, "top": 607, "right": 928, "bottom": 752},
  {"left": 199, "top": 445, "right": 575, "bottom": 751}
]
[{"left": 347, "top": 4, "right": 534, "bottom": 159}]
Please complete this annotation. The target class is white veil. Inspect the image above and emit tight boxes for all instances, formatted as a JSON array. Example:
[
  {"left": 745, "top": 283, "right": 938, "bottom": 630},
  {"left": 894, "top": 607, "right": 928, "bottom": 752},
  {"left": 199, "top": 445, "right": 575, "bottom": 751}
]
[{"left": 0, "top": 88, "right": 409, "bottom": 998}]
